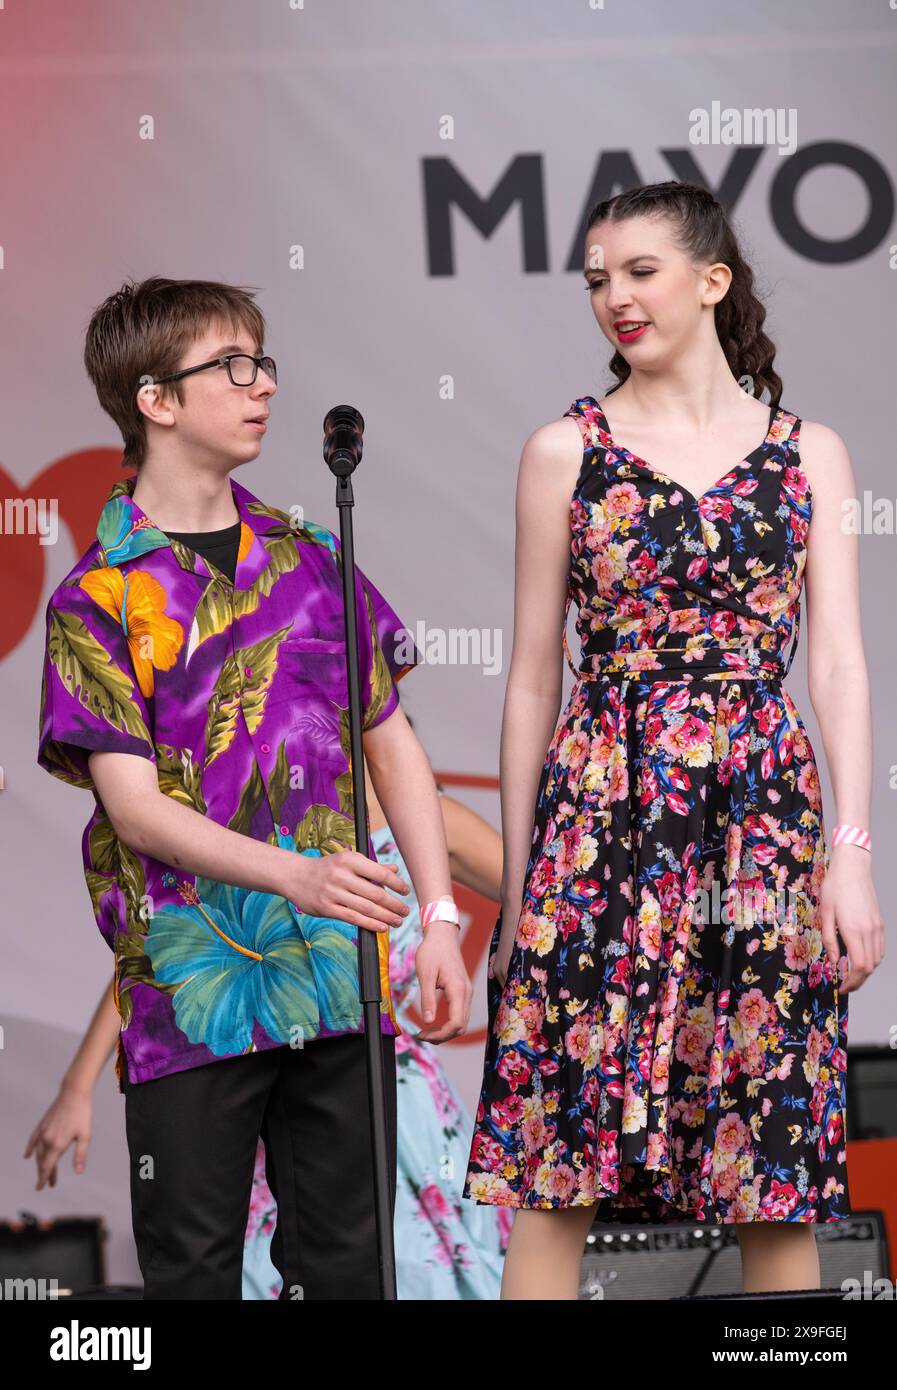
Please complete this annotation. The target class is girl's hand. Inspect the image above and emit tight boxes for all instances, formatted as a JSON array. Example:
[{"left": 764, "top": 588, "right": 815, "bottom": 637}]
[
  {"left": 489, "top": 941, "right": 513, "bottom": 991},
  {"left": 819, "top": 844, "right": 885, "bottom": 992},
  {"left": 488, "top": 901, "right": 519, "bottom": 991},
  {"left": 23, "top": 1084, "right": 94, "bottom": 1190}
]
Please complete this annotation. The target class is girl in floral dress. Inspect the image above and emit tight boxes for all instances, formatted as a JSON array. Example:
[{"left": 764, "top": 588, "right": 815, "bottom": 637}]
[{"left": 462, "top": 180, "right": 884, "bottom": 1299}]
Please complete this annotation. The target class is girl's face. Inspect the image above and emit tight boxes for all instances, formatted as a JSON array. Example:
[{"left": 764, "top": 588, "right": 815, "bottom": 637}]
[{"left": 582, "top": 214, "right": 728, "bottom": 363}]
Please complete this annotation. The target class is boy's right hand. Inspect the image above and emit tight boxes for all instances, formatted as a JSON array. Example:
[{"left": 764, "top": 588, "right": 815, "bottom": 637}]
[
  {"left": 284, "top": 850, "right": 412, "bottom": 933},
  {"left": 24, "top": 1084, "right": 94, "bottom": 1190}
]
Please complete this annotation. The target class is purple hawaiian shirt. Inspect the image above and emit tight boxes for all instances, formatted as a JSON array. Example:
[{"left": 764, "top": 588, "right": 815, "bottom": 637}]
[{"left": 37, "top": 474, "right": 420, "bottom": 1088}]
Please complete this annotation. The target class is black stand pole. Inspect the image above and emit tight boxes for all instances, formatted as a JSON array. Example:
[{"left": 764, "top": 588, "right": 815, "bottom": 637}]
[{"left": 324, "top": 405, "right": 397, "bottom": 1301}]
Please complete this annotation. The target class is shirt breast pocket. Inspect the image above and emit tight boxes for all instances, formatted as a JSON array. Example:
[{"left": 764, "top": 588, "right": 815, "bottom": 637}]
[
  {"left": 264, "top": 636, "right": 349, "bottom": 771},
  {"left": 272, "top": 635, "right": 347, "bottom": 693}
]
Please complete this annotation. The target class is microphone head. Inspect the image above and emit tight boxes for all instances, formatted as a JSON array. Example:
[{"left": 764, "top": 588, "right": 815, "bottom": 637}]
[
  {"left": 323, "top": 403, "right": 365, "bottom": 477},
  {"left": 323, "top": 404, "right": 365, "bottom": 438}
]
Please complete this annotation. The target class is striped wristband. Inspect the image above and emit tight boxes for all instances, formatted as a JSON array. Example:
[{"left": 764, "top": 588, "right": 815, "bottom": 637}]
[
  {"left": 421, "top": 896, "right": 460, "bottom": 929},
  {"left": 831, "top": 823, "right": 872, "bottom": 852}
]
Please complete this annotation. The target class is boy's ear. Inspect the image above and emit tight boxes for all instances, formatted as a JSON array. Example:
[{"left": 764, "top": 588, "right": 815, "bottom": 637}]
[{"left": 136, "top": 381, "right": 175, "bottom": 427}]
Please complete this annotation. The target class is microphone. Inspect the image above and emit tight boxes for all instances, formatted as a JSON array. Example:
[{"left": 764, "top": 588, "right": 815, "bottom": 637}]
[{"left": 323, "top": 405, "right": 365, "bottom": 478}]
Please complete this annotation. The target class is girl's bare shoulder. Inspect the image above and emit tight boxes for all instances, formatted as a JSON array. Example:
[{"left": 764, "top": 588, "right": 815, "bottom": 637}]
[
  {"left": 796, "top": 418, "right": 854, "bottom": 500},
  {"left": 515, "top": 415, "right": 586, "bottom": 504}
]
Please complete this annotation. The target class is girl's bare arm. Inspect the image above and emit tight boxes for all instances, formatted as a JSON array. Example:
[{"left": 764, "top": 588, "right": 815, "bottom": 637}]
[
  {"left": 497, "top": 418, "right": 583, "bottom": 949},
  {"left": 800, "top": 420, "right": 884, "bottom": 988}
]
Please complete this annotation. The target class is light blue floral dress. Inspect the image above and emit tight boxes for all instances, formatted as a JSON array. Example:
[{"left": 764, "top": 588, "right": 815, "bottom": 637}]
[{"left": 242, "top": 812, "right": 513, "bottom": 1298}]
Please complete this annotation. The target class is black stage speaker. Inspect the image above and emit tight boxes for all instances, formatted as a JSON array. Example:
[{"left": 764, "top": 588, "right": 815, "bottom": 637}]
[
  {"left": 60, "top": 1284, "right": 144, "bottom": 1300},
  {"left": 578, "top": 1211, "right": 889, "bottom": 1300},
  {"left": 845, "top": 1046, "right": 897, "bottom": 1140},
  {"left": 0, "top": 1213, "right": 106, "bottom": 1298}
]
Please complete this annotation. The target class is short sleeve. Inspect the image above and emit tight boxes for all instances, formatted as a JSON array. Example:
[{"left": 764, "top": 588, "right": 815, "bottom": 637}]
[
  {"left": 356, "top": 562, "right": 422, "bottom": 731},
  {"left": 320, "top": 527, "right": 421, "bottom": 732},
  {"left": 37, "top": 585, "right": 157, "bottom": 791}
]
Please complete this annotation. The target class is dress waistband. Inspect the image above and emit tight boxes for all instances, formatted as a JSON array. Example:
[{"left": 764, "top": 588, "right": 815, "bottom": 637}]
[{"left": 577, "top": 642, "right": 787, "bottom": 683}]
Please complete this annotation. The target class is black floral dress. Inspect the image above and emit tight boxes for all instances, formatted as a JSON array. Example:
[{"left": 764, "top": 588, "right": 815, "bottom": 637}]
[{"left": 463, "top": 396, "right": 850, "bottom": 1224}]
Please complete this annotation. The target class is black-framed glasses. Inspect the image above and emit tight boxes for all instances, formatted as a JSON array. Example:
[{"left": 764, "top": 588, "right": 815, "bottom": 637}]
[{"left": 153, "top": 354, "right": 277, "bottom": 387}]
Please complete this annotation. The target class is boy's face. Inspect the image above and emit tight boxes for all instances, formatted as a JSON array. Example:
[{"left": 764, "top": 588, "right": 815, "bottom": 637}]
[{"left": 151, "top": 317, "right": 276, "bottom": 471}]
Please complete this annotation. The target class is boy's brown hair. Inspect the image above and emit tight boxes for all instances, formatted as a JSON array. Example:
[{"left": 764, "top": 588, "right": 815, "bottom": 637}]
[{"left": 83, "top": 275, "right": 267, "bottom": 472}]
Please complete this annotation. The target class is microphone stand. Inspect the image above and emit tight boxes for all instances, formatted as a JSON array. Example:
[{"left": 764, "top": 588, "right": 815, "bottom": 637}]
[{"left": 323, "top": 405, "right": 397, "bottom": 1301}]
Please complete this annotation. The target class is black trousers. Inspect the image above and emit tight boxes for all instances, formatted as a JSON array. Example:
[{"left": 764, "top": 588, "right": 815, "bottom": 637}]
[{"left": 122, "top": 1032, "right": 397, "bottom": 1300}]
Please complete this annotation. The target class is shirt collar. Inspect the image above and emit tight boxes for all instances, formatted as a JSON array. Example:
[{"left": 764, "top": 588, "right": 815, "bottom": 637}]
[{"left": 94, "top": 474, "right": 293, "bottom": 591}]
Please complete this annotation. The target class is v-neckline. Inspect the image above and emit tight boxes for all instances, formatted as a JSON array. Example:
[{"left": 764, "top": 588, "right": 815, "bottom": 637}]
[{"left": 587, "top": 396, "right": 780, "bottom": 507}]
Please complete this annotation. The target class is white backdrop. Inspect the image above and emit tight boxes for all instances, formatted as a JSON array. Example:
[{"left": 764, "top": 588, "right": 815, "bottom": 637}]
[{"left": 1, "top": 0, "right": 895, "bottom": 1282}]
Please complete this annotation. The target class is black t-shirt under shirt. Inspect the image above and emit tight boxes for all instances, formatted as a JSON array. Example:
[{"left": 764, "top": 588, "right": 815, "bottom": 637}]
[{"left": 164, "top": 519, "right": 242, "bottom": 584}]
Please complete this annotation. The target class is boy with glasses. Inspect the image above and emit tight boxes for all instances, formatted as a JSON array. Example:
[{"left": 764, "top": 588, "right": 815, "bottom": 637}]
[{"left": 37, "top": 275, "right": 470, "bottom": 1299}]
